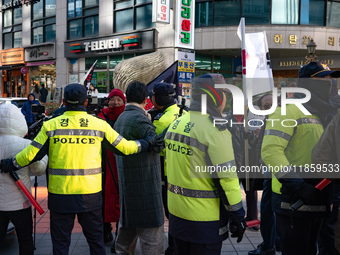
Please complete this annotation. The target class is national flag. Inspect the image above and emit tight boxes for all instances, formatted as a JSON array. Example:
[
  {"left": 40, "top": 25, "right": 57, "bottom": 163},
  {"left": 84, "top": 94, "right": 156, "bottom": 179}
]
[{"left": 79, "top": 60, "right": 98, "bottom": 90}]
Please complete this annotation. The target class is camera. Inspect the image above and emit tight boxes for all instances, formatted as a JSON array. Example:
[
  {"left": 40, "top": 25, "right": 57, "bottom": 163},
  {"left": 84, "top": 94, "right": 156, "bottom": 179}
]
[
  {"left": 31, "top": 105, "right": 46, "bottom": 115},
  {"left": 86, "top": 95, "right": 108, "bottom": 115}
]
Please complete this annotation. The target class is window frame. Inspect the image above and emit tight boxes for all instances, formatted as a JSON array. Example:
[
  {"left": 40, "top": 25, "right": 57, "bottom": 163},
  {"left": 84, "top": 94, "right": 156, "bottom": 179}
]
[
  {"left": 31, "top": 0, "right": 56, "bottom": 44},
  {"left": 113, "top": 0, "right": 154, "bottom": 33},
  {"left": 2, "top": 4, "right": 22, "bottom": 49},
  {"left": 67, "top": 0, "right": 99, "bottom": 39},
  {"left": 195, "top": 0, "right": 329, "bottom": 28}
]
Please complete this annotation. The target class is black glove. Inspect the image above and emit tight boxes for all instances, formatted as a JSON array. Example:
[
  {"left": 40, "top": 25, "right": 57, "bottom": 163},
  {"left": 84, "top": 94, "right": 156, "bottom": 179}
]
[
  {"left": 0, "top": 158, "right": 18, "bottom": 173},
  {"left": 243, "top": 131, "right": 254, "bottom": 140},
  {"left": 295, "top": 182, "right": 319, "bottom": 204},
  {"left": 137, "top": 139, "right": 149, "bottom": 152},
  {"left": 229, "top": 219, "right": 246, "bottom": 243}
]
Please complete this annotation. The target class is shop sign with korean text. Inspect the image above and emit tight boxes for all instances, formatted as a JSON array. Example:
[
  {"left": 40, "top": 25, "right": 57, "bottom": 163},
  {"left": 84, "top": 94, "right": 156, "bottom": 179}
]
[
  {"left": 152, "top": 0, "right": 169, "bottom": 23},
  {"left": 175, "top": 0, "right": 195, "bottom": 49},
  {"left": 25, "top": 44, "right": 55, "bottom": 62}
]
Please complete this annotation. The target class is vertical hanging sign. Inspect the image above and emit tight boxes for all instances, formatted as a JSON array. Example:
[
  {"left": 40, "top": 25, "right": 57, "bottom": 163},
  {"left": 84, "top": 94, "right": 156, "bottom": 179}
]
[
  {"left": 175, "top": 0, "right": 195, "bottom": 49},
  {"left": 152, "top": 0, "right": 170, "bottom": 23}
]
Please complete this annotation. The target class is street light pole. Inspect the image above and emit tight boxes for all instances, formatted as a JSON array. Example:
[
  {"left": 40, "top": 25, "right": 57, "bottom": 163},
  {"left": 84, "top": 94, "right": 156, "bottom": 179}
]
[{"left": 305, "top": 38, "right": 317, "bottom": 63}]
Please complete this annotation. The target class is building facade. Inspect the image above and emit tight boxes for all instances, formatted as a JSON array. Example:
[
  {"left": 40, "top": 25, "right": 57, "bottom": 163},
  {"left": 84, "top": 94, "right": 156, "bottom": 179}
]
[{"left": 0, "top": 0, "right": 339, "bottom": 99}]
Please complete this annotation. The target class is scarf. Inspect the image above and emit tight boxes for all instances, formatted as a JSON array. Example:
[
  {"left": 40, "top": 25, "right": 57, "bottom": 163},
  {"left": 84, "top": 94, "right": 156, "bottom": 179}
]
[{"left": 103, "top": 105, "right": 125, "bottom": 121}]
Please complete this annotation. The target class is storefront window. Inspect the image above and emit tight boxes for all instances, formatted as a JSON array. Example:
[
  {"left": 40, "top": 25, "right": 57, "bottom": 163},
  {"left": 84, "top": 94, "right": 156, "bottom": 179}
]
[
  {"left": 109, "top": 55, "right": 122, "bottom": 69},
  {"left": 195, "top": 53, "right": 212, "bottom": 70},
  {"left": 86, "top": 56, "right": 107, "bottom": 69},
  {"left": 114, "top": 0, "right": 154, "bottom": 32},
  {"left": 30, "top": 64, "right": 57, "bottom": 102},
  {"left": 300, "top": 0, "right": 324, "bottom": 25},
  {"left": 271, "top": 0, "right": 299, "bottom": 24},
  {"left": 195, "top": 2, "right": 213, "bottom": 28},
  {"left": 31, "top": 0, "right": 56, "bottom": 44},
  {"left": 213, "top": 56, "right": 232, "bottom": 71},
  {"left": 327, "top": 1, "right": 340, "bottom": 28}
]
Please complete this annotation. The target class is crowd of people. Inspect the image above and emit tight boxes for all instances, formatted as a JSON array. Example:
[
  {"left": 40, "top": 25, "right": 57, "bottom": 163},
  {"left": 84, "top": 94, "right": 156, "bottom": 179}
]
[{"left": 1, "top": 60, "right": 340, "bottom": 255}]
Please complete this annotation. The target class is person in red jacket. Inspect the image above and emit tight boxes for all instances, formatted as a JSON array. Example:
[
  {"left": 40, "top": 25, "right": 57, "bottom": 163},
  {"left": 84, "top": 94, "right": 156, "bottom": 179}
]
[{"left": 98, "top": 88, "right": 126, "bottom": 252}]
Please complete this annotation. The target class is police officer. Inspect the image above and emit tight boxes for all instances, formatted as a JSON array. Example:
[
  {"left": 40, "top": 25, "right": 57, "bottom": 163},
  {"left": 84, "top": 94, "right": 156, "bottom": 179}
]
[
  {"left": 0, "top": 84, "right": 152, "bottom": 255},
  {"left": 149, "top": 82, "right": 186, "bottom": 255},
  {"left": 261, "top": 61, "right": 340, "bottom": 255},
  {"left": 166, "top": 74, "right": 246, "bottom": 255}
]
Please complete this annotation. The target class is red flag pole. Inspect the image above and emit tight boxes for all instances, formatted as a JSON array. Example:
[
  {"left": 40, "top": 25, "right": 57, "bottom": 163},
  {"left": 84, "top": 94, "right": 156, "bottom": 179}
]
[{"left": 9, "top": 171, "right": 45, "bottom": 215}]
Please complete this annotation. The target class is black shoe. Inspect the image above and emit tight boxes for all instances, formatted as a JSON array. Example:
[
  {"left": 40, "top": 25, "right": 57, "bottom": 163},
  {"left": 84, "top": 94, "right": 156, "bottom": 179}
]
[
  {"left": 111, "top": 239, "right": 116, "bottom": 253},
  {"left": 248, "top": 246, "right": 275, "bottom": 255},
  {"left": 104, "top": 232, "right": 113, "bottom": 243}
]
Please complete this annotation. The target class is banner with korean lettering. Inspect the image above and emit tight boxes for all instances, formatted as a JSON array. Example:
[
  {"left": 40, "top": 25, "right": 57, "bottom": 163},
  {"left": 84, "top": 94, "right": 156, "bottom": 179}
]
[
  {"left": 175, "top": 0, "right": 195, "bottom": 49},
  {"left": 238, "top": 24, "right": 274, "bottom": 96},
  {"left": 178, "top": 61, "right": 194, "bottom": 83},
  {"left": 152, "top": 0, "right": 170, "bottom": 23}
]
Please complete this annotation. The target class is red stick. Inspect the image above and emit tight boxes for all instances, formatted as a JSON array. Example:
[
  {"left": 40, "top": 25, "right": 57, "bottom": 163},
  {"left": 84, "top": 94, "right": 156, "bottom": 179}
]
[
  {"left": 10, "top": 172, "right": 45, "bottom": 215},
  {"left": 246, "top": 219, "right": 260, "bottom": 228},
  {"left": 315, "top": 179, "right": 331, "bottom": 190}
]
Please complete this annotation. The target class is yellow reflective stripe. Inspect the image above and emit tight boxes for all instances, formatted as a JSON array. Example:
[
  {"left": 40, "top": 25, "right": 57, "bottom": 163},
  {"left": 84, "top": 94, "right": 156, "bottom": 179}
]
[
  {"left": 166, "top": 132, "right": 207, "bottom": 152},
  {"left": 46, "top": 129, "right": 105, "bottom": 137},
  {"left": 12, "top": 157, "right": 22, "bottom": 169},
  {"left": 274, "top": 165, "right": 293, "bottom": 179},
  {"left": 48, "top": 168, "right": 101, "bottom": 176},
  {"left": 112, "top": 135, "right": 123, "bottom": 147},
  {"left": 30, "top": 140, "right": 43, "bottom": 149},
  {"left": 135, "top": 140, "right": 142, "bottom": 153},
  {"left": 281, "top": 202, "right": 326, "bottom": 212},
  {"left": 264, "top": 130, "right": 292, "bottom": 142},
  {"left": 168, "top": 183, "right": 219, "bottom": 198},
  {"left": 296, "top": 118, "right": 322, "bottom": 125},
  {"left": 225, "top": 201, "right": 243, "bottom": 212}
]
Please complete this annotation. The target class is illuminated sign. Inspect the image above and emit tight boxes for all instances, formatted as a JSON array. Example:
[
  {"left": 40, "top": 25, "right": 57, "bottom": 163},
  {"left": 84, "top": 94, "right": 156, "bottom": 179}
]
[
  {"left": 152, "top": 0, "right": 170, "bottom": 24},
  {"left": 175, "top": 0, "right": 195, "bottom": 49}
]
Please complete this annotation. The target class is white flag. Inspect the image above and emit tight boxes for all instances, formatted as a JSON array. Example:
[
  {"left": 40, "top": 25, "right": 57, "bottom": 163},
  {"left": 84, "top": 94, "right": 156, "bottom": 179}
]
[{"left": 244, "top": 31, "right": 274, "bottom": 95}]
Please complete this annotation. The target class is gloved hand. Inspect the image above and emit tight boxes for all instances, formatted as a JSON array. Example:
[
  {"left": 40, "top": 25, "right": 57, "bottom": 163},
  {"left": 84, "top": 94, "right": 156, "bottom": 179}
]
[
  {"left": 243, "top": 131, "right": 254, "bottom": 140},
  {"left": 144, "top": 132, "right": 157, "bottom": 146},
  {"left": 229, "top": 219, "right": 246, "bottom": 243},
  {"left": 0, "top": 158, "right": 18, "bottom": 173},
  {"left": 295, "top": 182, "right": 319, "bottom": 204}
]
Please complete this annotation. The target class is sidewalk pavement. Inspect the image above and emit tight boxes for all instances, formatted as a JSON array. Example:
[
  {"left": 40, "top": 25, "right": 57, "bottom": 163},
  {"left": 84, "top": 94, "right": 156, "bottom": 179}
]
[{"left": 1, "top": 175, "right": 281, "bottom": 255}]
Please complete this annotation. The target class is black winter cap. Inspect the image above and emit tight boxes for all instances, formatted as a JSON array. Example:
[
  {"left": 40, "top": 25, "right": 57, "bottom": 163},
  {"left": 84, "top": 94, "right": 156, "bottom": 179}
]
[{"left": 64, "top": 84, "right": 87, "bottom": 105}]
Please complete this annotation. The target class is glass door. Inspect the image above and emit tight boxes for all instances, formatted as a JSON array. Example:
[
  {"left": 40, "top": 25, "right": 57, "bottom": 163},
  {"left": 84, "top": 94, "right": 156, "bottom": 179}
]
[{"left": 10, "top": 70, "right": 23, "bottom": 97}]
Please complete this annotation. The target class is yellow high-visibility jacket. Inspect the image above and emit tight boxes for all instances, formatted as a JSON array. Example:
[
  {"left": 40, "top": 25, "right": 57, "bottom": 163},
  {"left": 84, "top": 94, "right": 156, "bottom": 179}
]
[{"left": 14, "top": 111, "right": 141, "bottom": 213}]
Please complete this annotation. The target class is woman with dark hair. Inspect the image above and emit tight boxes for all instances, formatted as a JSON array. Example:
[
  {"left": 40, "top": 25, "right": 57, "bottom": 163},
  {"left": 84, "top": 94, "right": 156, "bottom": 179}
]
[
  {"left": 98, "top": 88, "right": 126, "bottom": 252},
  {"left": 31, "top": 85, "right": 40, "bottom": 101}
]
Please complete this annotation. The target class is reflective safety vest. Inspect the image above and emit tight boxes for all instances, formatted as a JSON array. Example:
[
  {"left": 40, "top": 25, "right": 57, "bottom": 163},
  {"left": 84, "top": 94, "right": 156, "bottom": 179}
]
[
  {"left": 166, "top": 111, "right": 243, "bottom": 223},
  {"left": 261, "top": 104, "right": 329, "bottom": 216},
  {"left": 14, "top": 111, "right": 140, "bottom": 213}
]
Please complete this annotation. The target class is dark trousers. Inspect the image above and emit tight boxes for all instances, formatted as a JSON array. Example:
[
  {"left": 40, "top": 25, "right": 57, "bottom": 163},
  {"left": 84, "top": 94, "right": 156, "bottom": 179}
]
[
  {"left": 260, "top": 177, "right": 280, "bottom": 250},
  {"left": 241, "top": 178, "right": 258, "bottom": 220},
  {"left": 173, "top": 237, "right": 223, "bottom": 255},
  {"left": 0, "top": 207, "right": 34, "bottom": 255},
  {"left": 162, "top": 176, "right": 174, "bottom": 255},
  {"left": 50, "top": 208, "right": 106, "bottom": 255},
  {"left": 276, "top": 213, "right": 322, "bottom": 255},
  {"left": 317, "top": 183, "right": 340, "bottom": 255}
]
